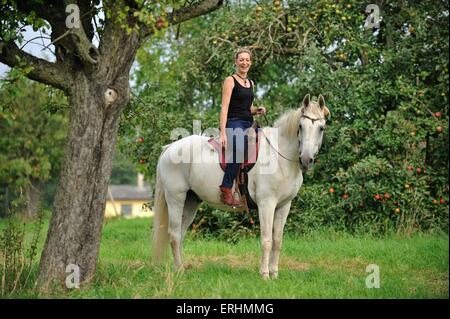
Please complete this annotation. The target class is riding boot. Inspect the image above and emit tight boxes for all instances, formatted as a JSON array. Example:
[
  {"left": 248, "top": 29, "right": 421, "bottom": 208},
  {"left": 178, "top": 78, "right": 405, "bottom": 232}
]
[{"left": 219, "top": 186, "right": 242, "bottom": 207}]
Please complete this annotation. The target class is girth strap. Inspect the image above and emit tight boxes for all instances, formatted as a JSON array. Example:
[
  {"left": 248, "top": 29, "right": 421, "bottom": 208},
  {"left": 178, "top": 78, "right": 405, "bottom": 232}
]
[{"left": 236, "top": 168, "right": 258, "bottom": 212}]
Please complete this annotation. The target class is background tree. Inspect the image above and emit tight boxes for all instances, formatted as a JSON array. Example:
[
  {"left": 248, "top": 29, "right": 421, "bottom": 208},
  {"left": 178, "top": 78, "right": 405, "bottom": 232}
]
[
  {"left": 0, "top": 74, "right": 68, "bottom": 219},
  {"left": 121, "top": 0, "right": 448, "bottom": 237},
  {"left": 0, "top": 0, "right": 224, "bottom": 287}
]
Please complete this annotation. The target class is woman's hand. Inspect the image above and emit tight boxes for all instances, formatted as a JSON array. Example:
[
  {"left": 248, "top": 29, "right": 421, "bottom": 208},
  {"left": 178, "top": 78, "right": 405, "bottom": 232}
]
[
  {"left": 256, "top": 106, "right": 266, "bottom": 115},
  {"left": 220, "top": 131, "right": 227, "bottom": 149}
]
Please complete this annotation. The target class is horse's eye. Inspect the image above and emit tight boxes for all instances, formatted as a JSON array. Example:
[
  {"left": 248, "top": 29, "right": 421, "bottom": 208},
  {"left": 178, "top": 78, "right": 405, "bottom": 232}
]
[
  {"left": 299, "top": 124, "right": 302, "bottom": 131},
  {"left": 320, "top": 126, "right": 325, "bottom": 132}
]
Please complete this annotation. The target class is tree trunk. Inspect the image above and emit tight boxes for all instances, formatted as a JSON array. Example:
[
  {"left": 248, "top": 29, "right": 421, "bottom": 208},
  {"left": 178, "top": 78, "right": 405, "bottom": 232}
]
[{"left": 37, "top": 72, "right": 130, "bottom": 288}]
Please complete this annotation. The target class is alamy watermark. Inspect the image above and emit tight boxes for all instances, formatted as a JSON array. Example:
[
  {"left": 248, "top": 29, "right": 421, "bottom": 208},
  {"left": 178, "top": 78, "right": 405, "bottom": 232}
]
[
  {"left": 64, "top": 3, "right": 382, "bottom": 30},
  {"left": 165, "top": 120, "right": 283, "bottom": 175},
  {"left": 364, "top": 4, "right": 381, "bottom": 29},
  {"left": 65, "top": 263, "right": 80, "bottom": 289},
  {"left": 65, "top": 4, "right": 81, "bottom": 29},
  {"left": 365, "top": 264, "right": 380, "bottom": 288}
]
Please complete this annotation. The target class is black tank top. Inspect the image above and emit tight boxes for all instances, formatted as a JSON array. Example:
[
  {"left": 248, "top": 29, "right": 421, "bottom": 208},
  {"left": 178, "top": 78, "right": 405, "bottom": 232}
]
[{"left": 227, "top": 75, "right": 254, "bottom": 121}]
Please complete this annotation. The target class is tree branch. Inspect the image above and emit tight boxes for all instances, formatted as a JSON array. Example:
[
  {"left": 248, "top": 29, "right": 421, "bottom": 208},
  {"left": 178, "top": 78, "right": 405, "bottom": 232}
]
[
  {"left": 139, "top": 0, "right": 224, "bottom": 39},
  {"left": 0, "top": 41, "right": 69, "bottom": 92},
  {"left": 16, "top": 0, "right": 99, "bottom": 66},
  {"left": 168, "top": 0, "right": 224, "bottom": 25},
  {"left": 63, "top": 0, "right": 99, "bottom": 64}
]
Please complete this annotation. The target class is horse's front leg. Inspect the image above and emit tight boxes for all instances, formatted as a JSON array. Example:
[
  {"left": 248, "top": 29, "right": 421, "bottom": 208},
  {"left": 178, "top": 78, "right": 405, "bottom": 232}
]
[
  {"left": 257, "top": 200, "right": 277, "bottom": 280},
  {"left": 269, "top": 201, "right": 291, "bottom": 279}
]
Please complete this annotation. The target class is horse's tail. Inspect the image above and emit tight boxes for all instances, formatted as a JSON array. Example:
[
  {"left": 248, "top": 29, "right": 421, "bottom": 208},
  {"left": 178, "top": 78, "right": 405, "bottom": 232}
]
[{"left": 152, "top": 154, "right": 170, "bottom": 264}]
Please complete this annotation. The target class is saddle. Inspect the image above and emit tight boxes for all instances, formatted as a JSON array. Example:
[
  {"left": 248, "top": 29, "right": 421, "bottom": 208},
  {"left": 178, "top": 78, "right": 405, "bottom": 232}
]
[{"left": 208, "top": 121, "right": 261, "bottom": 212}]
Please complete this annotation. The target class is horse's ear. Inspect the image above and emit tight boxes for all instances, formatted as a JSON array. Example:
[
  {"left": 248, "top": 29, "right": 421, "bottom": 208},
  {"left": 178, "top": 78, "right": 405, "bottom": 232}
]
[
  {"left": 323, "top": 106, "right": 330, "bottom": 118},
  {"left": 318, "top": 95, "right": 330, "bottom": 118},
  {"left": 302, "top": 94, "right": 310, "bottom": 108},
  {"left": 318, "top": 95, "right": 325, "bottom": 109}
]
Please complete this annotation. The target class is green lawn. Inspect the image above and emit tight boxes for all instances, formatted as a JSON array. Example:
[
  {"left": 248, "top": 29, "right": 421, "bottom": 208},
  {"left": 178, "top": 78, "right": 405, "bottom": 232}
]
[{"left": 2, "top": 217, "right": 448, "bottom": 298}]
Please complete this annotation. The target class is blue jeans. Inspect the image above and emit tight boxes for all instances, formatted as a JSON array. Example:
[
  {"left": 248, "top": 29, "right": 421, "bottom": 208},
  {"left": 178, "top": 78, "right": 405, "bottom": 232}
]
[{"left": 220, "top": 118, "right": 253, "bottom": 189}]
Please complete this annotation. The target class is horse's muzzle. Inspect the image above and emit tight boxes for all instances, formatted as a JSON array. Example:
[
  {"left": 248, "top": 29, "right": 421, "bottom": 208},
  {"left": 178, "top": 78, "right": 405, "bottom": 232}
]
[
  {"left": 300, "top": 162, "right": 308, "bottom": 171},
  {"left": 300, "top": 155, "right": 313, "bottom": 171}
]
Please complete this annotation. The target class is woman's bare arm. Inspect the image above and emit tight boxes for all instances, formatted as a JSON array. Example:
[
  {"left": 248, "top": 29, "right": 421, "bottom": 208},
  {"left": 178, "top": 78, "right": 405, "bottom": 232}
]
[{"left": 220, "top": 77, "right": 234, "bottom": 147}]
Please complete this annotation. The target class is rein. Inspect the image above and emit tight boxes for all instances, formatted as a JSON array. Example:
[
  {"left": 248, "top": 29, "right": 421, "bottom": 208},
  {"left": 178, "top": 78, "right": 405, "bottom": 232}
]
[
  {"left": 262, "top": 114, "right": 273, "bottom": 127},
  {"left": 261, "top": 128, "right": 299, "bottom": 163},
  {"left": 257, "top": 114, "right": 299, "bottom": 163}
]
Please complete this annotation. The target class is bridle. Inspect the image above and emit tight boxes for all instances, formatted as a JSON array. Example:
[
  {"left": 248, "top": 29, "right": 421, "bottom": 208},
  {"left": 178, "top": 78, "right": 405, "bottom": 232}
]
[
  {"left": 261, "top": 114, "right": 325, "bottom": 163},
  {"left": 300, "top": 114, "right": 323, "bottom": 124}
]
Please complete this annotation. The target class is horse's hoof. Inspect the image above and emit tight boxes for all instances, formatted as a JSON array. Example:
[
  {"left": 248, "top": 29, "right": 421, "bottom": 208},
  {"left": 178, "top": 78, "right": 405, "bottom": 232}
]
[
  {"left": 261, "top": 272, "right": 270, "bottom": 280},
  {"left": 174, "top": 265, "right": 185, "bottom": 274},
  {"left": 270, "top": 271, "right": 278, "bottom": 280}
]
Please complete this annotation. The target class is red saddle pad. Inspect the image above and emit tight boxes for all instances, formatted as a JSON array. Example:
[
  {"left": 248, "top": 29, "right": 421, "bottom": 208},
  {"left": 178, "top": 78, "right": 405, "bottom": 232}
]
[{"left": 208, "top": 130, "right": 261, "bottom": 172}]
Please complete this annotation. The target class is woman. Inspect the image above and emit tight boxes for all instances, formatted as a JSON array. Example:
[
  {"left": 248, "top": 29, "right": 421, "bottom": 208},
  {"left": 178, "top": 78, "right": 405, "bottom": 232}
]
[{"left": 219, "top": 48, "right": 266, "bottom": 206}]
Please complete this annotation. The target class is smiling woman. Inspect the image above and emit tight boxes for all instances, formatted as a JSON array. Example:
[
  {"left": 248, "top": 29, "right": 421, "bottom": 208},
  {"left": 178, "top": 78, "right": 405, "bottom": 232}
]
[{"left": 218, "top": 47, "right": 266, "bottom": 206}]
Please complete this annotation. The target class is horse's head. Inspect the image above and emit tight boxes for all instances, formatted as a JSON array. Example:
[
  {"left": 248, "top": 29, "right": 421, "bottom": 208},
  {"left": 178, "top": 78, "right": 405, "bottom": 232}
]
[{"left": 298, "top": 94, "right": 330, "bottom": 171}]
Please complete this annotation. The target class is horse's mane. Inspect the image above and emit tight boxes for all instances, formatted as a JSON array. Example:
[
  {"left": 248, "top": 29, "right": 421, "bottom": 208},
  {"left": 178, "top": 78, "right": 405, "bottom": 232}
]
[{"left": 273, "top": 101, "right": 324, "bottom": 138}]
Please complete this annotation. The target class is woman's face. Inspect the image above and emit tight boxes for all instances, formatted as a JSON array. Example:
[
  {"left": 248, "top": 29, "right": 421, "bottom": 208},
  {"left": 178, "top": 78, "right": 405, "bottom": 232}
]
[{"left": 235, "top": 53, "right": 252, "bottom": 73}]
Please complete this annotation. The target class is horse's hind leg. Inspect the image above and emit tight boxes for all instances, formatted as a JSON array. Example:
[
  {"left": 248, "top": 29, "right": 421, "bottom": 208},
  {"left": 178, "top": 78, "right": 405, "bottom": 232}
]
[
  {"left": 269, "top": 201, "right": 291, "bottom": 279},
  {"left": 181, "top": 190, "right": 202, "bottom": 241},
  {"left": 166, "top": 190, "right": 187, "bottom": 271}
]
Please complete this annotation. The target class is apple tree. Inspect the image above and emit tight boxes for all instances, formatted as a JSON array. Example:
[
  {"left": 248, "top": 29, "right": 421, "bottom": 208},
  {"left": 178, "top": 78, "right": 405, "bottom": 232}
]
[
  {"left": 122, "top": 0, "right": 448, "bottom": 235},
  {"left": 0, "top": 0, "right": 224, "bottom": 287}
]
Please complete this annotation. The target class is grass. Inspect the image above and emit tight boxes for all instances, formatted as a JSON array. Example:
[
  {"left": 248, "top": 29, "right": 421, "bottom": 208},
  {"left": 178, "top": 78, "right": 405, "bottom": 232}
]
[{"left": 1, "top": 217, "right": 448, "bottom": 298}]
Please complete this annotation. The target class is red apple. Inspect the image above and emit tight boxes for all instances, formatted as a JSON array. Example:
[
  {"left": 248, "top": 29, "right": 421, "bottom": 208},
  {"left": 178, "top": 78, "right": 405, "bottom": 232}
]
[
  {"left": 329, "top": 187, "right": 335, "bottom": 193},
  {"left": 342, "top": 194, "right": 349, "bottom": 199},
  {"left": 155, "top": 17, "right": 166, "bottom": 30},
  {"left": 136, "top": 137, "right": 144, "bottom": 143},
  {"left": 416, "top": 167, "right": 422, "bottom": 174},
  {"left": 440, "top": 198, "right": 445, "bottom": 204},
  {"left": 435, "top": 111, "right": 442, "bottom": 118},
  {"left": 407, "top": 165, "right": 413, "bottom": 171},
  {"left": 432, "top": 199, "right": 438, "bottom": 204},
  {"left": 384, "top": 193, "right": 391, "bottom": 199},
  {"left": 374, "top": 194, "right": 382, "bottom": 200},
  {"left": 139, "top": 159, "right": 146, "bottom": 164}
]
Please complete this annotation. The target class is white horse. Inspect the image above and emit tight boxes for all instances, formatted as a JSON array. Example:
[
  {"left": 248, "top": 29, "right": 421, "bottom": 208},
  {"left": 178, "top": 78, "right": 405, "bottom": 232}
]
[{"left": 152, "top": 94, "right": 330, "bottom": 279}]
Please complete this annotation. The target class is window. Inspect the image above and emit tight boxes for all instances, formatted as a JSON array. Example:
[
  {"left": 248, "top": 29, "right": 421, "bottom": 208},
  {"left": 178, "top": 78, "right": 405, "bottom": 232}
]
[{"left": 121, "top": 204, "right": 132, "bottom": 217}]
